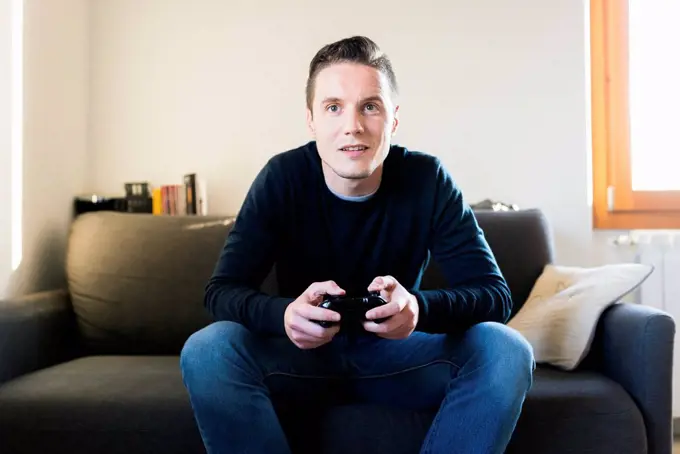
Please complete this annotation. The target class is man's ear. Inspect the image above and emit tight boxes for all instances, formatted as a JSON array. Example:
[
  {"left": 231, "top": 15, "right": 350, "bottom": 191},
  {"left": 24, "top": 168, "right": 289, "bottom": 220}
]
[
  {"left": 306, "top": 108, "right": 315, "bottom": 137},
  {"left": 391, "top": 105, "right": 400, "bottom": 136}
]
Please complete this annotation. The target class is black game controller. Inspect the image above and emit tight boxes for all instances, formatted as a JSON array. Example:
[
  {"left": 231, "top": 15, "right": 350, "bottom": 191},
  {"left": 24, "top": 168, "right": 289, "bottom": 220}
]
[{"left": 312, "top": 291, "right": 391, "bottom": 328}]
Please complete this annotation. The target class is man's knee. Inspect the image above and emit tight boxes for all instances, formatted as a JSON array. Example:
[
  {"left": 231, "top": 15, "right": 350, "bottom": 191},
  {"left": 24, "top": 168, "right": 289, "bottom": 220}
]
[
  {"left": 180, "top": 320, "right": 250, "bottom": 378},
  {"left": 465, "top": 322, "right": 535, "bottom": 393}
]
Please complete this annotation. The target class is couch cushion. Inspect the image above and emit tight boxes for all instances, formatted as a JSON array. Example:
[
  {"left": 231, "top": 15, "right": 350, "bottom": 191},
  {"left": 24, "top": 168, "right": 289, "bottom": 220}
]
[
  {"left": 279, "top": 367, "right": 646, "bottom": 454},
  {"left": 505, "top": 366, "right": 646, "bottom": 453},
  {"left": 0, "top": 358, "right": 645, "bottom": 454},
  {"left": 280, "top": 367, "right": 647, "bottom": 454},
  {"left": 66, "top": 212, "right": 235, "bottom": 354},
  {"left": 0, "top": 356, "right": 205, "bottom": 454}
]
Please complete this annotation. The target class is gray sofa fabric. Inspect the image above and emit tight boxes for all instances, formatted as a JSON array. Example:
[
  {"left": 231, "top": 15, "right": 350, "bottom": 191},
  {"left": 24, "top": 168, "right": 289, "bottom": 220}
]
[
  {"left": 65, "top": 210, "right": 555, "bottom": 356},
  {"left": 0, "top": 289, "right": 79, "bottom": 385},
  {"left": 65, "top": 214, "right": 224, "bottom": 355},
  {"left": 588, "top": 302, "right": 675, "bottom": 454},
  {"left": 0, "top": 356, "right": 646, "bottom": 454},
  {"left": 0, "top": 356, "right": 204, "bottom": 454},
  {"left": 0, "top": 208, "right": 674, "bottom": 454}
]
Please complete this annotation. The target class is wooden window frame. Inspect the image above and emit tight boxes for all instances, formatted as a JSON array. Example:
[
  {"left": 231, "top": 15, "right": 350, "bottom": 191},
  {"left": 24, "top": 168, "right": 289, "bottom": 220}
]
[{"left": 591, "top": 0, "right": 680, "bottom": 229}]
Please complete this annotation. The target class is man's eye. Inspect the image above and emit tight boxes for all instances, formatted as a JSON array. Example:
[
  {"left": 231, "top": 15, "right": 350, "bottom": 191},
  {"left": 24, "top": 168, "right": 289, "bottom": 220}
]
[
  {"left": 326, "top": 105, "right": 339, "bottom": 113},
  {"left": 365, "top": 103, "right": 379, "bottom": 112}
]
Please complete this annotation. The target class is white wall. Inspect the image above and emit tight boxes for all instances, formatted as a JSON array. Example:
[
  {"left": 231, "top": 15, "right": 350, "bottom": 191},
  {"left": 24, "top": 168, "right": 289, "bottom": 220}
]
[
  {"left": 3, "top": 0, "right": 89, "bottom": 297},
  {"left": 88, "top": 0, "right": 613, "bottom": 267}
]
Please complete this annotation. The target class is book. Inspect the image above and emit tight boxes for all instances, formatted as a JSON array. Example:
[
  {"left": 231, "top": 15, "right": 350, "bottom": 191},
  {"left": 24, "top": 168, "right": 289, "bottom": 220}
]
[
  {"left": 145, "top": 173, "right": 207, "bottom": 216},
  {"left": 183, "top": 173, "right": 197, "bottom": 215}
]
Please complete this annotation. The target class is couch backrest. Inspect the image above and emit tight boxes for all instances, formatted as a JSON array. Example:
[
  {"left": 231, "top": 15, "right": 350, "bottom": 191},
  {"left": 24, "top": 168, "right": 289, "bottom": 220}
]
[
  {"left": 420, "top": 208, "right": 555, "bottom": 318},
  {"left": 66, "top": 213, "right": 234, "bottom": 355},
  {"left": 66, "top": 209, "right": 553, "bottom": 355}
]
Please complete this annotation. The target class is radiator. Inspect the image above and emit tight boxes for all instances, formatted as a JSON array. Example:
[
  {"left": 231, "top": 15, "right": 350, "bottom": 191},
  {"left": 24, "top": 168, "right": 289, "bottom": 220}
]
[{"left": 612, "top": 231, "right": 680, "bottom": 416}]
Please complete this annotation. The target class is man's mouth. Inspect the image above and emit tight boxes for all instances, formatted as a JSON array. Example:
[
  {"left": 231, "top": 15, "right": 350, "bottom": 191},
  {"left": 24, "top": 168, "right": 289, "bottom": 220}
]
[{"left": 340, "top": 145, "right": 369, "bottom": 152}]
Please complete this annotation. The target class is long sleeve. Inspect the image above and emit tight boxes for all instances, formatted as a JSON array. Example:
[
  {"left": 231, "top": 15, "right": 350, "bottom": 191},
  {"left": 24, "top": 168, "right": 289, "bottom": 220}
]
[
  {"left": 204, "top": 160, "right": 294, "bottom": 336},
  {"left": 412, "top": 160, "right": 513, "bottom": 334}
]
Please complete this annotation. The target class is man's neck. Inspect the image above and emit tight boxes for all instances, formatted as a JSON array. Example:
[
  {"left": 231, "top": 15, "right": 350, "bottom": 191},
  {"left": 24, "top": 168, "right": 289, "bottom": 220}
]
[{"left": 321, "top": 163, "right": 383, "bottom": 198}]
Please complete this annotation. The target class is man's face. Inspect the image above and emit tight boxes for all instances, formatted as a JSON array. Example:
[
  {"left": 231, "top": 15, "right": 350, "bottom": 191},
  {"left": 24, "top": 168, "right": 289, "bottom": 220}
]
[{"left": 306, "top": 62, "right": 399, "bottom": 181}]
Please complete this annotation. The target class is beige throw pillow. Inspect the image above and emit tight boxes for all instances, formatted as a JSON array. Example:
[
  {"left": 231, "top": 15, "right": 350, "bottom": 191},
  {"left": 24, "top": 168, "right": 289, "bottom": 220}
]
[{"left": 507, "top": 263, "right": 654, "bottom": 370}]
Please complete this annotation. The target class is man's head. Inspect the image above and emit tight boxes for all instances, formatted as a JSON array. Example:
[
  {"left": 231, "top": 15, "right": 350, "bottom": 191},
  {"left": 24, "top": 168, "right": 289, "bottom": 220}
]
[{"left": 305, "top": 36, "right": 399, "bottom": 192}]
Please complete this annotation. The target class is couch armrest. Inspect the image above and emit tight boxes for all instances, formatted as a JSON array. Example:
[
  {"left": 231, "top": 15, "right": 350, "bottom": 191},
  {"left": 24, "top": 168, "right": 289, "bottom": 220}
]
[
  {"left": 0, "top": 289, "right": 80, "bottom": 385},
  {"left": 585, "top": 303, "right": 675, "bottom": 454}
]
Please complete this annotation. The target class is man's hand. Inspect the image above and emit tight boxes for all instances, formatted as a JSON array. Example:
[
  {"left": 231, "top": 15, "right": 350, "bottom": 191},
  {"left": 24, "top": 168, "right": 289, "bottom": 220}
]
[
  {"left": 284, "top": 281, "right": 344, "bottom": 349},
  {"left": 363, "top": 275, "right": 419, "bottom": 340}
]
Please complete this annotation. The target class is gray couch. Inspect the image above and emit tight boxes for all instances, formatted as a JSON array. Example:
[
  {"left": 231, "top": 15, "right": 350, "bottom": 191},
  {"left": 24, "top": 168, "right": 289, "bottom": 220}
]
[{"left": 0, "top": 209, "right": 674, "bottom": 454}]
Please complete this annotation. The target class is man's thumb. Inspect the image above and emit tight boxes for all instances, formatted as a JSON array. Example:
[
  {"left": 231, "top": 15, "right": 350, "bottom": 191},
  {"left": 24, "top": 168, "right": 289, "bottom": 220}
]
[
  {"left": 308, "top": 281, "right": 344, "bottom": 300},
  {"left": 327, "top": 280, "right": 345, "bottom": 294}
]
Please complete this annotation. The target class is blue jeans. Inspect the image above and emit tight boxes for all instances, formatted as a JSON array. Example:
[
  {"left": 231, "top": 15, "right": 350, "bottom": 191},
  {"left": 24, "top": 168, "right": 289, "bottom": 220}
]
[{"left": 180, "top": 321, "right": 534, "bottom": 454}]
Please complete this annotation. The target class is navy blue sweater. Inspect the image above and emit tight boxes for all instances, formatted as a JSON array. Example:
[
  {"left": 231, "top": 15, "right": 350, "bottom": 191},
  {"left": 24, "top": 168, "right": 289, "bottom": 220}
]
[{"left": 205, "top": 141, "right": 512, "bottom": 336}]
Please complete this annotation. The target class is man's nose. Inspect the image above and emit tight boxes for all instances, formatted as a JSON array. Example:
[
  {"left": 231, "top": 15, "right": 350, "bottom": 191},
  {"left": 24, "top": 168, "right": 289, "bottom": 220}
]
[{"left": 343, "top": 109, "right": 364, "bottom": 135}]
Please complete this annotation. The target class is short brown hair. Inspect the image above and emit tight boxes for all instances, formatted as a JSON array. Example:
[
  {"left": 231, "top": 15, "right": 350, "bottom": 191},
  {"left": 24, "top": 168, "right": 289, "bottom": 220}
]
[{"left": 305, "top": 36, "right": 398, "bottom": 111}]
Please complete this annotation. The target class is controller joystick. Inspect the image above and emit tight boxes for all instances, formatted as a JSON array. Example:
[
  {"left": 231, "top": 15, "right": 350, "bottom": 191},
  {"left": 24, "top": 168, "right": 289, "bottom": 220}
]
[{"left": 312, "top": 291, "right": 390, "bottom": 328}]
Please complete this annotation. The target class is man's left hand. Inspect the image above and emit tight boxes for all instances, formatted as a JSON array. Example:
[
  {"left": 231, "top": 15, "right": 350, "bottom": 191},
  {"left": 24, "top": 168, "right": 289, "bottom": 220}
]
[{"left": 363, "top": 275, "right": 419, "bottom": 339}]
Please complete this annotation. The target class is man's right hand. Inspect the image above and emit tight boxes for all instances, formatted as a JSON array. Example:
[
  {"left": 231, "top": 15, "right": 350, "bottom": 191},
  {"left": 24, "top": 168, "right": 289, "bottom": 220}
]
[{"left": 284, "top": 281, "right": 345, "bottom": 349}]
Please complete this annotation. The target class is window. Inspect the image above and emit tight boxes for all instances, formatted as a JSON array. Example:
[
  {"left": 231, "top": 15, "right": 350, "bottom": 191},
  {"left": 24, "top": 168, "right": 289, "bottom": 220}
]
[
  {"left": 0, "top": 0, "right": 22, "bottom": 297},
  {"left": 591, "top": 0, "right": 680, "bottom": 229}
]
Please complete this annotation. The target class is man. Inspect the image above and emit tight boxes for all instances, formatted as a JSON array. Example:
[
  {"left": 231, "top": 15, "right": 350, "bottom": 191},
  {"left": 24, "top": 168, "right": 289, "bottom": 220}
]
[{"left": 180, "top": 36, "right": 534, "bottom": 454}]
